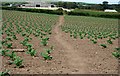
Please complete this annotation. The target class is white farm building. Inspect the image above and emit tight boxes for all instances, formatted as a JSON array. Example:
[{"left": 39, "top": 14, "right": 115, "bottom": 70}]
[
  {"left": 21, "top": 1, "right": 55, "bottom": 8},
  {"left": 20, "top": 1, "right": 73, "bottom": 11},
  {"left": 104, "top": 9, "right": 118, "bottom": 13}
]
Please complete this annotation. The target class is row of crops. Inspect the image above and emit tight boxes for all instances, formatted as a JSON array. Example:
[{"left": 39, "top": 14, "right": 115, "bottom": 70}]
[
  {"left": 0, "top": 10, "right": 119, "bottom": 75},
  {"left": 0, "top": 10, "right": 58, "bottom": 71},
  {"left": 61, "top": 15, "right": 120, "bottom": 58}
]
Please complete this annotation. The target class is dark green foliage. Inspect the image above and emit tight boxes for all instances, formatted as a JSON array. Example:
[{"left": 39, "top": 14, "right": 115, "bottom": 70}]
[
  {"left": 6, "top": 43, "right": 12, "bottom": 48},
  {"left": 107, "top": 39, "right": 113, "bottom": 44},
  {"left": 27, "top": 49, "right": 36, "bottom": 56},
  {"left": 25, "top": 43, "right": 32, "bottom": 48},
  {"left": 2, "top": 6, "right": 119, "bottom": 19},
  {"left": 1, "top": 40, "right": 7, "bottom": 45},
  {"left": 22, "top": 32, "right": 26, "bottom": 36},
  {"left": 40, "top": 40, "right": 48, "bottom": 46},
  {"left": 45, "top": 49, "right": 53, "bottom": 54},
  {"left": 80, "top": 36, "right": 83, "bottom": 39},
  {"left": 100, "top": 44, "right": 107, "bottom": 48},
  {"left": 115, "top": 48, "right": 120, "bottom": 51},
  {"left": 12, "top": 35, "right": 17, "bottom": 40},
  {"left": 7, "top": 51, "right": 16, "bottom": 60},
  {"left": 68, "top": 10, "right": 120, "bottom": 19},
  {"left": 112, "top": 52, "right": 120, "bottom": 58},
  {"left": 0, "top": 49, "right": 10, "bottom": 56},
  {"left": 40, "top": 37, "right": 49, "bottom": 46},
  {"left": 20, "top": 40, "right": 27, "bottom": 46},
  {"left": 73, "top": 32, "right": 77, "bottom": 38},
  {"left": 2, "top": 7, "right": 63, "bottom": 15},
  {"left": 41, "top": 52, "right": 52, "bottom": 60},
  {"left": 112, "top": 48, "right": 120, "bottom": 58},
  {"left": 12, "top": 56, "right": 23, "bottom": 67},
  {"left": 92, "top": 39, "right": 97, "bottom": 44},
  {"left": 0, "top": 70, "right": 10, "bottom": 76},
  {"left": 6, "top": 37, "right": 12, "bottom": 41}
]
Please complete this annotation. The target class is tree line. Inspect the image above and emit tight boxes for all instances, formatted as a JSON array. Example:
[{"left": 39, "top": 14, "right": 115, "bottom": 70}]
[{"left": 52, "top": 1, "right": 120, "bottom": 12}]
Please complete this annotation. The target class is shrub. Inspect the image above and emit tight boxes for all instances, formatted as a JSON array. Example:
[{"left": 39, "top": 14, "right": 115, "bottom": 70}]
[
  {"left": 68, "top": 9, "right": 120, "bottom": 19},
  {"left": 1, "top": 7, "right": 63, "bottom": 15}
]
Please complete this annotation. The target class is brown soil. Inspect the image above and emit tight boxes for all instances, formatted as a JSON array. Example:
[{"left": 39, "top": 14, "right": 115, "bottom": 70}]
[
  {"left": 1, "top": 16, "right": 118, "bottom": 74},
  {"left": 49, "top": 16, "right": 118, "bottom": 74}
]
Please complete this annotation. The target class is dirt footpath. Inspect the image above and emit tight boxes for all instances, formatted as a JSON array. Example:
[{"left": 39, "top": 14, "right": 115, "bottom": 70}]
[
  {"left": 49, "top": 16, "right": 118, "bottom": 74},
  {"left": 51, "top": 16, "right": 88, "bottom": 73}
]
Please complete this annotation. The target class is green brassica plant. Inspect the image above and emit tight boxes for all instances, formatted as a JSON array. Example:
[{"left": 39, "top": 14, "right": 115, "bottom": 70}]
[{"left": 41, "top": 52, "right": 52, "bottom": 60}]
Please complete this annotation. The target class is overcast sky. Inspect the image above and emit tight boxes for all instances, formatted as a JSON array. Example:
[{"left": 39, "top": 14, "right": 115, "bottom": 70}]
[
  {"left": 1, "top": 0, "right": 120, "bottom": 4},
  {"left": 58, "top": 0, "right": 120, "bottom": 4}
]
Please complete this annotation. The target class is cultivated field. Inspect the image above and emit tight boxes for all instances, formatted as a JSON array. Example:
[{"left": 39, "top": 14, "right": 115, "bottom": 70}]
[{"left": 1, "top": 10, "right": 119, "bottom": 74}]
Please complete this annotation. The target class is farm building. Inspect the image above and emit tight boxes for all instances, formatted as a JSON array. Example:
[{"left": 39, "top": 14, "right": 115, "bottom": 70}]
[
  {"left": 104, "top": 9, "right": 118, "bottom": 12},
  {"left": 21, "top": 1, "right": 55, "bottom": 8}
]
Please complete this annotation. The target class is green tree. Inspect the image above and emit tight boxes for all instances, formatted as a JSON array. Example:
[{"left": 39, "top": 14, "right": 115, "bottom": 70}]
[{"left": 103, "top": 1, "right": 109, "bottom": 9}]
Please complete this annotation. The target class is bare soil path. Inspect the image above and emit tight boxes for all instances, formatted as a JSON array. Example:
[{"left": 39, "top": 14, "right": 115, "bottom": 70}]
[{"left": 51, "top": 16, "right": 88, "bottom": 73}]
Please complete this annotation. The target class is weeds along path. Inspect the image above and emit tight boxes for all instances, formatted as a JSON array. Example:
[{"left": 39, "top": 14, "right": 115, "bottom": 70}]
[{"left": 51, "top": 16, "right": 88, "bottom": 73}]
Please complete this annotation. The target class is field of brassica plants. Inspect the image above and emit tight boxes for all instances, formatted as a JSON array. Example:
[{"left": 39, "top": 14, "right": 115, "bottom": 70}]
[
  {"left": 1, "top": 10, "right": 59, "bottom": 74},
  {"left": 1, "top": 10, "right": 119, "bottom": 74},
  {"left": 62, "top": 16, "right": 119, "bottom": 48}
]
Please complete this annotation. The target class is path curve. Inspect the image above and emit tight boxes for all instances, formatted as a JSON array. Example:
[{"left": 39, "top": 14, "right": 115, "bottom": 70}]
[{"left": 53, "top": 16, "right": 88, "bottom": 73}]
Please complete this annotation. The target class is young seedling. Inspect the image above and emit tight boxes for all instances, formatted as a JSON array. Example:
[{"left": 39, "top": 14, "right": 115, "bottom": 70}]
[
  {"left": 48, "top": 32, "right": 52, "bottom": 35},
  {"left": 45, "top": 49, "right": 53, "bottom": 54},
  {"left": 44, "top": 37, "right": 49, "bottom": 41},
  {"left": 115, "top": 48, "right": 120, "bottom": 51},
  {"left": 1, "top": 40, "right": 7, "bottom": 45},
  {"left": 92, "top": 40, "right": 97, "bottom": 44},
  {"left": 80, "top": 36, "right": 83, "bottom": 39},
  {"left": 98, "top": 36, "right": 102, "bottom": 39},
  {"left": 22, "top": 32, "right": 26, "bottom": 36},
  {"left": 27, "top": 46, "right": 32, "bottom": 52},
  {"left": 50, "top": 46, "right": 54, "bottom": 50},
  {"left": 65, "top": 30, "right": 68, "bottom": 33},
  {"left": 20, "top": 40, "right": 27, "bottom": 46},
  {"left": 0, "top": 50, "right": 10, "bottom": 56},
  {"left": 111, "top": 36, "right": 116, "bottom": 40},
  {"left": 41, "top": 52, "right": 52, "bottom": 60},
  {"left": 73, "top": 32, "right": 77, "bottom": 39},
  {"left": 34, "top": 33, "right": 39, "bottom": 37},
  {"left": 112, "top": 51, "right": 120, "bottom": 58},
  {"left": 6, "top": 43, "right": 12, "bottom": 48},
  {"left": 0, "top": 45, "right": 2, "bottom": 49},
  {"left": 25, "top": 43, "right": 32, "bottom": 48},
  {"left": 0, "top": 70, "right": 10, "bottom": 76},
  {"left": 7, "top": 51, "right": 17, "bottom": 60},
  {"left": 87, "top": 36, "right": 90, "bottom": 39},
  {"left": 24, "top": 37, "right": 29, "bottom": 42},
  {"left": 107, "top": 39, "right": 113, "bottom": 44},
  {"left": 27, "top": 49, "right": 36, "bottom": 56},
  {"left": 40, "top": 39, "right": 48, "bottom": 46},
  {"left": 6, "top": 37, "right": 12, "bottom": 41},
  {"left": 70, "top": 31, "right": 73, "bottom": 37},
  {"left": 12, "top": 56, "right": 23, "bottom": 68},
  {"left": 12, "top": 35, "right": 17, "bottom": 40},
  {"left": 70, "top": 34, "right": 73, "bottom": 37},
  {"left": 100, "top": 44, "right": 107, "bottom": 48}
]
